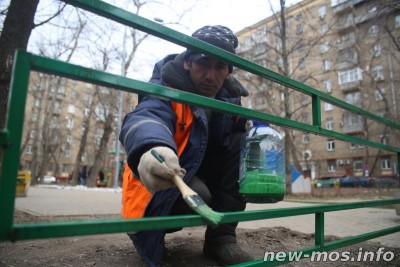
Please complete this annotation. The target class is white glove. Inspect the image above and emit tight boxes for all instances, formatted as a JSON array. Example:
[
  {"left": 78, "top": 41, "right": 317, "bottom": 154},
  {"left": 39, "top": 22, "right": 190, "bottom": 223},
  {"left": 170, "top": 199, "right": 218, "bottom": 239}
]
[{"left": 138, "top": 146, "right": 185, "bottom": 191}]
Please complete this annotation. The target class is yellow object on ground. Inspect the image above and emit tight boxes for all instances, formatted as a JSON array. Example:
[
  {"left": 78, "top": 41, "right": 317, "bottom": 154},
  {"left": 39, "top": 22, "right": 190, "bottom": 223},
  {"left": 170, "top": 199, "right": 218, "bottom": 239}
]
[{"left": 16, "top": 171, "right": 32, "bottom": 197}]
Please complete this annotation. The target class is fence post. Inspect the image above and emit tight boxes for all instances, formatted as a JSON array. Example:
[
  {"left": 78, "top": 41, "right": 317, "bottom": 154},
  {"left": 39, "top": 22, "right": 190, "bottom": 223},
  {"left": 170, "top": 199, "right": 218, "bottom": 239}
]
[{"left": 315, "top": 212, "right": 325, "bottom": 247}]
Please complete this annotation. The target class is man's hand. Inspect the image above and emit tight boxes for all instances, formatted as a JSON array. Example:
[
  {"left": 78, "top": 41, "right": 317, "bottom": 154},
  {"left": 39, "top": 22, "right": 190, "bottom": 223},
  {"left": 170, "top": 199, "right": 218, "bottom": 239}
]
[{"left": 138, "top": 146, "right": 185, "bottom": 191}]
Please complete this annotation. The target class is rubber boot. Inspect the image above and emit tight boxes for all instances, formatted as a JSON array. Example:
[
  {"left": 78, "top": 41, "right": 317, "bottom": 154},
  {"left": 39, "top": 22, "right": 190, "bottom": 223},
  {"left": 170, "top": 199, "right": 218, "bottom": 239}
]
[{"left": 203, "top": 235, "right": 253, "bottom": 266}]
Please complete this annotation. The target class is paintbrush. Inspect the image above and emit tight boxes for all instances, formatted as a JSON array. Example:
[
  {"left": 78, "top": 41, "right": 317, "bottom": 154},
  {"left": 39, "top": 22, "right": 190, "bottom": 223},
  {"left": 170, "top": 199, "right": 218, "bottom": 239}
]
[{"left": 151, "top": 149, "right": 224, "bottom": 227}]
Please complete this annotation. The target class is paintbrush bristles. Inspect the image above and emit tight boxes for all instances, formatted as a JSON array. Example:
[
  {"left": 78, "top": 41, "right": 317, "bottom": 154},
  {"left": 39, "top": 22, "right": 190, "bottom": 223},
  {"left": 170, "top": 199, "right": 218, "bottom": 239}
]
[
  {"left": 193, "top": 204, "right": 224, "bottom": 227},
  {"left": 150, "top": 149, "right": 224, "bottom": 226},
  {"left": 185, "top": 194, "right": 224, "bottom": 226}
]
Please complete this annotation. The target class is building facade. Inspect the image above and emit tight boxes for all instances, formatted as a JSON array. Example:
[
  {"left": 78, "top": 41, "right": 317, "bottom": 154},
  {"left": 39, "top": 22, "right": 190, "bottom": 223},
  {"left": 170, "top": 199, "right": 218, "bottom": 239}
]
[
  {"left": 20, "top": 72, "right": 136, "bottom": 182},
  {"left": 235, "top": 0, "right": 400, "bottom": 179}
]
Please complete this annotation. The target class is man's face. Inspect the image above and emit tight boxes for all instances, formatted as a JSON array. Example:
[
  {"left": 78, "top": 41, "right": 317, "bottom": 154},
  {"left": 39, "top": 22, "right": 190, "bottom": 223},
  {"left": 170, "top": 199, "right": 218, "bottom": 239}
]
[{"left": 184, "top": 57, "right": 230, "bottom": 97}]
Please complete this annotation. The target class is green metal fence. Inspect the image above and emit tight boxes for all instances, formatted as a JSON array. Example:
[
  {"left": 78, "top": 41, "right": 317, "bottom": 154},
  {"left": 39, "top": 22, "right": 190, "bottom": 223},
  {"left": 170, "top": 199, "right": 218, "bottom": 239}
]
[{"left": 0, "top": 0, "right": 399, "bottom": 266}]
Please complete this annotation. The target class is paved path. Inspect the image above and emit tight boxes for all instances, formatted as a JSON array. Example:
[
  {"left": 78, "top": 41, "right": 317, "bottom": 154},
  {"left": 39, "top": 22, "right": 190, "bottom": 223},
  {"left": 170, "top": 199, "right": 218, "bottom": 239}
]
[{"left": 15, "top": 186, "right": 400, "bottom": 247}]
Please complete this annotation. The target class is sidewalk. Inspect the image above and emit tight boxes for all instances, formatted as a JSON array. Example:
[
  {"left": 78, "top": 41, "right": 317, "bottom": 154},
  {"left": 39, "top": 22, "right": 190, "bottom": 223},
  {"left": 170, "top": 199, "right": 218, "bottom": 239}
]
[{"left": 14, "top": 186, "right": 400, "bottom": 248}]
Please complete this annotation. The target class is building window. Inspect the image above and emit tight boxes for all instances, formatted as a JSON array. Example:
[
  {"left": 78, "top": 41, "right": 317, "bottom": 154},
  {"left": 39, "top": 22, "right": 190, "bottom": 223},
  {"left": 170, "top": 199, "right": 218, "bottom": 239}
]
[
  {"left": 371, "top": 43, "right": 381, "bottom": 57},
  {"left": 318, "top": 5, "right": 326, "bottom": 19},
  {"left": 81, "top": 151, "right": 87, "bottom": 161},
  {"left": 374, "top": 88, "right": 385, "bottom": 101},
  {"left": 49, "top": 116, "right": 58, "bottom": 129},
  {"left": 298, "top": 42, "right": 305, "bottom": 52},
  {"left": 353, "top": 160, "right": 363, "bottom": 171},
  {"left": 66, "top": 135, "right": 73, "bottom": 143},
  {"left": 326, "top": 117, "right": 334, "bottom": 130},
  {"left": 84, "top": 93, "right": 92, "bottom": 104},
  {"left": 29, "top": 130, "right": 36, "bottom": 139},
  {"left": 327, "top": 139, "right": 335, "bottom": 151},
  {"left": 328, "top": 160, "right": 336, "bottom": 172},
  {"left": 25, "top": 145, "right": 33, "bottom": 155},
  {"left": 320, "top": 23, "right": 328, "bottom": 34},
  {"left": 345, "top": 91, "right": 361, "bottom": 106},
  {"left": 302, "top": 134, "right": 310, "bottom": 144},
  {"left": 381, "top": 157, "right": 391, "bottom": 170},
  {"left": 296, "top": 24, "right": 304, "bottom": 35},
  {"left": 67, "top": 104, "right": 75, "bottom": 114},
  {"left": 299, "top": 58, "right": 305, "bottom": 69},
  {"left": 396, "top": 15, "right": 400, "bottom": 28},
  {"left": 372, "top": 65, "right": 384, "bottom": 81},
  {"left": 338, "top": 68, "right": 362, "bottom": 85},
  {"left": 324, "top": 102, "right": 333, "bottom": 111},
  {"left": 320, "top": 41, "right": 329, "bottom": 53},
  {"left": 95, "top": 136, "right": 102, "bottom": 146},
  {"left": 323, "top": 79, "right": 332, "bottom": 93},
  {"left": 377, "top": 108, "right": 386, "bottom": 118},
  {"left": 369, "top": 25, "right": 379, "bottom": 36},
  {"left": 62, "top": 164, "right": 69, "bottom": 173},
  {"left": 64, "top": 148, "right": 70, "bottom": 158},
  {"left": 379, "top": 134, "right": 388, "bottom": 145},
  {"left": 322, "top": 59, "right": 331, "bottom": 71},
  {"left": 31, "top": 113, "right": 38, "bottom": 122},
  {"left": 349, "top": 142, "right": 356, "bottom": 149},
  {"left": 66, "top": 118, "right": 74, "bottom": 129},
  {"left": 301, "top": 112, "right": 309, "bottom": 123}
]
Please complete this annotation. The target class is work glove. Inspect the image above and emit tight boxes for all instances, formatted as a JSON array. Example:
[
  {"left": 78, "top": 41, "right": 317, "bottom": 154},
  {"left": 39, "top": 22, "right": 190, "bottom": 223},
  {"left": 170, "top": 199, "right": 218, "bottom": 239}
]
[{"left": 138, "top": 146, "right": 185, "bottom": 191}]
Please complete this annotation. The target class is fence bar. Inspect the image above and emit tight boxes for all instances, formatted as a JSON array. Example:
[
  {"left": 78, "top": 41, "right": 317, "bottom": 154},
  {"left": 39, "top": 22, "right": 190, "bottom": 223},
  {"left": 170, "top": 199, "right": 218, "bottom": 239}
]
[
  {"left": 24, "top": 51, "right": 400, "bottom": 153},
  {"left": 0, "top": 51, "right": 31, "bottom": 241},
  {"left": 315, "top": 212, "right": 324, "bottom": 247},
  {"left": 233, "top": 225, "right": 400, "bottom": 267},
  {"left": 312, "top": 95, "right": 322, "bottom": 128},
  {"left": 6, "top": 198, "right": 400, "bottom": 241}
]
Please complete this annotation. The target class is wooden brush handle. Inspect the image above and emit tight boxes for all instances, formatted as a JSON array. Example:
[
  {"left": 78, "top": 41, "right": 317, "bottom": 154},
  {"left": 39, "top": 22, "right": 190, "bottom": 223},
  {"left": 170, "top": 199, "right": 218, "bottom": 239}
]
[{"left": 172, "top": 174, "right": 197, "bottom": 198}]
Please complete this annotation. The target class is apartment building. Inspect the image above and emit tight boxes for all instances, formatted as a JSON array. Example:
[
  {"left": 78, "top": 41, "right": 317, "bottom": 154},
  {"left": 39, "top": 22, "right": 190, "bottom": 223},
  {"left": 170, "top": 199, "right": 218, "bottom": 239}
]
[
  {"left": 20, "top": 72, "right": 136, "bottom": 181},
  {"left": 235, "top": 0, "right": 400, "bottom": 179}
]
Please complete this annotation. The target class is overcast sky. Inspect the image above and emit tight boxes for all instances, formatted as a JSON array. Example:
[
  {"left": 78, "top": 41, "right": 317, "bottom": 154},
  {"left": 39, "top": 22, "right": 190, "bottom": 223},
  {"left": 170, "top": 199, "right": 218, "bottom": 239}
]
[
  {"left": 25, "top": 0, "right": 300, "bottom": 80},
  {"left": 133, "top": 0, "right": 301, "bottom": 79}
]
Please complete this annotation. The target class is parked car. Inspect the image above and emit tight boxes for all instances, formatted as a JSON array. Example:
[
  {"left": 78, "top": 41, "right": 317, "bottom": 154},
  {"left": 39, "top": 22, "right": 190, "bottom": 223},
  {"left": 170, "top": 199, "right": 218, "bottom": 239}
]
[
  {"left": 315, "top": 178, "right": 338, "bottom": 188},
  {"left": 41, "top": 175, "right": 57, "bottom": 184},
  {"left": 313, "top": 175, "right": 342, "bottom": 188},
  {"left": 339, "top": 175, "right": 369, "bottom": 187},
  {"left": 368, "top": 177, "right": 399, "bottom": 188}
]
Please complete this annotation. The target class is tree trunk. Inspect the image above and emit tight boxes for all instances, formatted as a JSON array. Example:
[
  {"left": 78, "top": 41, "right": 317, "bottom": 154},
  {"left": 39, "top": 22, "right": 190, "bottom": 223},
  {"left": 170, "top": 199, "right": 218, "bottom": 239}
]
[
  {"left": 0, "top": 0, "right": 39, "bottom": 125},
  {"left": 87, "top": 112, "right": 115, "bottom": 187},
  {"left": 0, "top": 0, "right": 39, "bottom": 166}
]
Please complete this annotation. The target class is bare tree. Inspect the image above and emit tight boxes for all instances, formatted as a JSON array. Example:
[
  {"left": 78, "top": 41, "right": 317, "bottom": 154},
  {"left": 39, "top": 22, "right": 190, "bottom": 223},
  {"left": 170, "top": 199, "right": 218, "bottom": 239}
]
[{"left": 235, "top": 0, "right": 334, "bottom": 191}]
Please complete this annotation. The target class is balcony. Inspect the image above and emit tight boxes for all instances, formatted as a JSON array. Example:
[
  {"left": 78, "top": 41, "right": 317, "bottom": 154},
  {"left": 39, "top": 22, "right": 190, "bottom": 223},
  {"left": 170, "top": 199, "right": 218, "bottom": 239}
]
[
  {"left": 339, "top": 80, "right": 361, "bottom": 92},
  {"left": 334, "top": 19, "right": 354, "bottom": 31},
  {"left": 336, "top": 38, "right": 356, "bottom": 51},
  {"left": 342, "top": 122, "right": 364, "bottom": 133},
  {"left": 331, "top": 0, "right": 365, "bottom": 13},
  {"left": 354, "top": 11, "right": 376, "bottom": 25}
]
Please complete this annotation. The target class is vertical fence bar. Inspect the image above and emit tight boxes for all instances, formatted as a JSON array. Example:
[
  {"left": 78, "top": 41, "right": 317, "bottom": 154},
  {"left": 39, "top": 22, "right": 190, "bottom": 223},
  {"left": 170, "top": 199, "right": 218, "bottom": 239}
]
[
  {"left": 0, "top": 51, "right": 32, "bottom": 240},
  {"left": 312, "top": 94, "right": 321, "bottom": 128},
  {"left": 315, "top": 212, "right": 325, "bottom": 247},
  {"left": 397, "top": 152, "right": 400, "bottom": 183}
]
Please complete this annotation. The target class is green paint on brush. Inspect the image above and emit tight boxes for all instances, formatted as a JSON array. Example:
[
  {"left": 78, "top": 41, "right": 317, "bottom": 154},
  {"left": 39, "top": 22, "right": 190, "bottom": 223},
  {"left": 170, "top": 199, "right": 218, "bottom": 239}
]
[{"left": 151, "top": 149, "right": 224, "bottom": 226}]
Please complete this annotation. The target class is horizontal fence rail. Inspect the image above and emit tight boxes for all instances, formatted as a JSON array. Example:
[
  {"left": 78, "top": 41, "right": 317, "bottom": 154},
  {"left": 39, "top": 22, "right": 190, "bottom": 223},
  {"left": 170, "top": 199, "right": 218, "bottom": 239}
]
[{"left": 0, "top": 0, "right": 399, "bottom": 266}]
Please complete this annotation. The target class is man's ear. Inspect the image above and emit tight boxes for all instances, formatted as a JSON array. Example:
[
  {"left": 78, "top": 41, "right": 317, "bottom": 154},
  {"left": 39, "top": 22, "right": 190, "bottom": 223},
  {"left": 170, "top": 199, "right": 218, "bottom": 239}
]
[{"left": 183, "top": 59, "right": 190, "bottom": 70}]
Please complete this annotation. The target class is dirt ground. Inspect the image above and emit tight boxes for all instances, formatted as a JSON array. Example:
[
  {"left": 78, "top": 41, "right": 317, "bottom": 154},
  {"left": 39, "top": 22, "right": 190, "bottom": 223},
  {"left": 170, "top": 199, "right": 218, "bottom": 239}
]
[{"left": 0, "top": 208, "right": 399, "bottom": 267}]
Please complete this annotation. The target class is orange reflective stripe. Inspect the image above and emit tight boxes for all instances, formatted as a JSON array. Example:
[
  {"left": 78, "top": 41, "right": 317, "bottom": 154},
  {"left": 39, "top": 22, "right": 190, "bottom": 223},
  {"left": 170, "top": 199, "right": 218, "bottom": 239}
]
[{"left": 121, "top": 102, "right": 193, "bottom": 219}]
